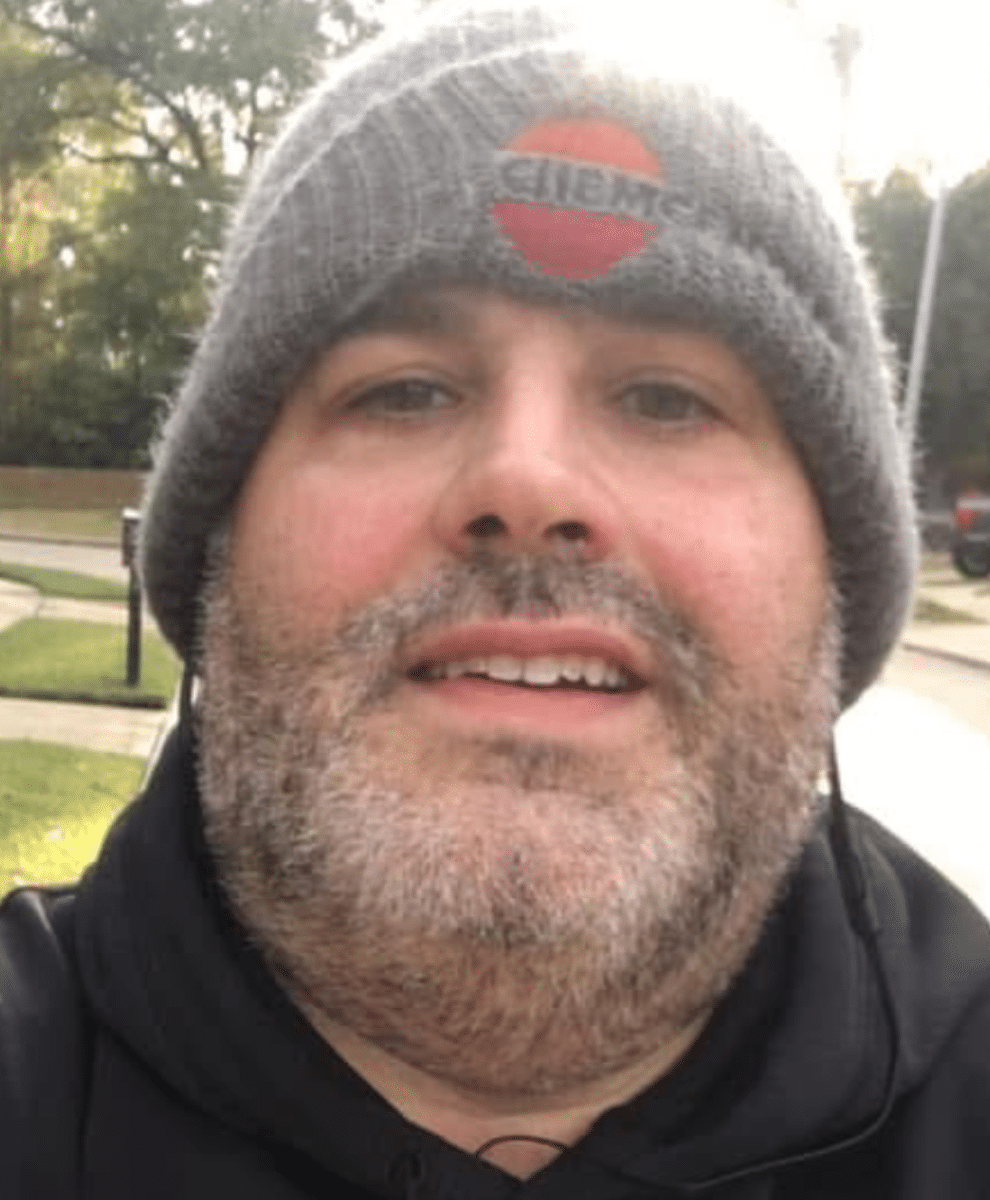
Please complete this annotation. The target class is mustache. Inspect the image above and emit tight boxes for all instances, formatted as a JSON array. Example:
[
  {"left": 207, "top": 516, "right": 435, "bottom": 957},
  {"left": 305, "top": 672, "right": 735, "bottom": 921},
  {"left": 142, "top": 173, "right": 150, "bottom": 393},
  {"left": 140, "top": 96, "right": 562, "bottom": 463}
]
[{"left": 221, "top": 550, "right": 727, "bottom": 722}]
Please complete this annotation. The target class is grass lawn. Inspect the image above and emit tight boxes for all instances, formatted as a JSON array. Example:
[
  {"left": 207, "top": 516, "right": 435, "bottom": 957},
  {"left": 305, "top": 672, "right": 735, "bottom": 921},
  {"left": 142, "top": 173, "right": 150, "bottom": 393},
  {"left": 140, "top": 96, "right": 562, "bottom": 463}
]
[
  {"left": 0, "top": 507, "right": 119, "bottom": 541},
  {"left": 0, "top": 740, "right": 143, "bottom": 891},
  {"left": 0, "top": 561, "right": 127, "bottom": 601},
  {"left": 0, "top": 618, "right": 180, "bottom": 708}
]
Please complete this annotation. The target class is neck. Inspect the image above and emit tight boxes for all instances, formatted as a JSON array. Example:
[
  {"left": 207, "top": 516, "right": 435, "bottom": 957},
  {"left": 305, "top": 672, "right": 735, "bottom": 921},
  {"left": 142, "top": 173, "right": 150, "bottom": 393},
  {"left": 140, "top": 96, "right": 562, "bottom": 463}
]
[{"left": 303, "top": 1008, "right": 707, "bottom": 1179}]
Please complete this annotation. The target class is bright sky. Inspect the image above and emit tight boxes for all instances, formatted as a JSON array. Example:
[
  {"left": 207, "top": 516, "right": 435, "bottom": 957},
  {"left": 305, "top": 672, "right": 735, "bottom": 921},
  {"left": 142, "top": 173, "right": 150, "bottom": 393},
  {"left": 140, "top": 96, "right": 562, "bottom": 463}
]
[
  {"left": 796, "top": 0, "right": 990, "bottom": 183},
  {"left": 382, "top": 0, "right": 990, "bottom": 186}
]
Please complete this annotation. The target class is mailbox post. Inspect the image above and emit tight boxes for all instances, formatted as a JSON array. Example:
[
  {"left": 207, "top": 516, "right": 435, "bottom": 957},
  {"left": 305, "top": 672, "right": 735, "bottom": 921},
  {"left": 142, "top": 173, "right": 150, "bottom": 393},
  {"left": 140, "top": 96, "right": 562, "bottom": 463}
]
[{"left": 120, "top": 508, "right": 142, "bottom": 687}]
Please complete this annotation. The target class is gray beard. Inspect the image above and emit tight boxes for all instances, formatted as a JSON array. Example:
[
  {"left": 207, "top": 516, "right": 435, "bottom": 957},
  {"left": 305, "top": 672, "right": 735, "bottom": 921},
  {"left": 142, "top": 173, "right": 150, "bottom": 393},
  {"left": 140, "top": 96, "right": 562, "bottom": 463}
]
[{"left": 196, "top": 544, "right": 839, "bottom": 1097}]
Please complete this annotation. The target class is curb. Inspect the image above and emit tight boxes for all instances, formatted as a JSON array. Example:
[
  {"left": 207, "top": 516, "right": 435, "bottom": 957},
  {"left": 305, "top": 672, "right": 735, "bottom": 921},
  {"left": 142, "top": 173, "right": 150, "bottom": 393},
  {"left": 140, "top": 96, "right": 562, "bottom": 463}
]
[
  {"left": 0, "top": 686, "right": 168, "bottom": 710},
  {"left": 899, "top": 640, "right": 990, "bottom": 675},
  {"left": 0, "top": 531, "right": 116, "bottom": 549}
]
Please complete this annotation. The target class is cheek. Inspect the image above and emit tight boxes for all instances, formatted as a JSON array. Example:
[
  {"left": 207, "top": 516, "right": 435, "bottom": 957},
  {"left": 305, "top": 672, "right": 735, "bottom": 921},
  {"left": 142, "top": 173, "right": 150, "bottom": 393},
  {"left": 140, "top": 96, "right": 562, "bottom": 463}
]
[
  {"left": 231, "top": 461, "right": 438, "bottom": 631},
  {"left": 628, "top": 463, "right": 828, "bottom": 674}
]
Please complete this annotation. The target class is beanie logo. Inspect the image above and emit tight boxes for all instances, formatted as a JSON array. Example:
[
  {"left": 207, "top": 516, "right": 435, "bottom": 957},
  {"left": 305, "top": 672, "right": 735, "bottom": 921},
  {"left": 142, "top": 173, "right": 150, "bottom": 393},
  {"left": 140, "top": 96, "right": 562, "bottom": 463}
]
[{"left": 494, "top": 119, "right": 664, "bottom": 278}]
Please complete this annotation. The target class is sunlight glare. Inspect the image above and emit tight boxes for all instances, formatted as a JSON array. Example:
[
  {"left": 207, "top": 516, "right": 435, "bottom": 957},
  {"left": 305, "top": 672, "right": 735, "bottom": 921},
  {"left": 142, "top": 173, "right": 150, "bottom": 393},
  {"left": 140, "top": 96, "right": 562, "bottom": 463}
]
[
  {"left": 543, "top": 0, "right": 844, "bottom": 195},
  {"left": 797, "top": 0, "right": 990, "bottom": 181}
]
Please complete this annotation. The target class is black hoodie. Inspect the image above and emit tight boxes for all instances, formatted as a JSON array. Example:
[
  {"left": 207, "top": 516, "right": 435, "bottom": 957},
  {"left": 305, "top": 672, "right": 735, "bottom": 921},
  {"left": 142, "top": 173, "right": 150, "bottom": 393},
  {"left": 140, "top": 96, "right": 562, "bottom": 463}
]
[{"left": 2, "top": 724, "right": 989, "bottom": 1199}]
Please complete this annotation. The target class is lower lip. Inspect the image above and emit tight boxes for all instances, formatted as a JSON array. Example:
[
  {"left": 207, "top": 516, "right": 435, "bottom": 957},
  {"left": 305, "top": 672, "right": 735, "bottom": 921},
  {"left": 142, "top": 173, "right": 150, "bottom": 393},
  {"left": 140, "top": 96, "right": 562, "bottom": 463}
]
[{"left": 406, "top": 676, "right": 643, "bottom": 733}]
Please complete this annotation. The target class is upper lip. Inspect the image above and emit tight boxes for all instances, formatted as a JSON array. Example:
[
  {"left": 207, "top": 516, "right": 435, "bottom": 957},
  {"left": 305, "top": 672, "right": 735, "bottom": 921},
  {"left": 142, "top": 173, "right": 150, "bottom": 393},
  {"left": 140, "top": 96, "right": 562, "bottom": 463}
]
[{"left": 401, "top": 621, "right": 653, "bottom": 685}]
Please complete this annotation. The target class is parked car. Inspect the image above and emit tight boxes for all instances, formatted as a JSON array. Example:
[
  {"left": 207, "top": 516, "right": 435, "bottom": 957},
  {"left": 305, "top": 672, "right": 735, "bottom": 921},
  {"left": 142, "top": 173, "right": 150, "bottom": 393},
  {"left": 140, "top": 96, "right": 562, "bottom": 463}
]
[{"left": 951, "top": 491, "right": 990, "bottom": 578}]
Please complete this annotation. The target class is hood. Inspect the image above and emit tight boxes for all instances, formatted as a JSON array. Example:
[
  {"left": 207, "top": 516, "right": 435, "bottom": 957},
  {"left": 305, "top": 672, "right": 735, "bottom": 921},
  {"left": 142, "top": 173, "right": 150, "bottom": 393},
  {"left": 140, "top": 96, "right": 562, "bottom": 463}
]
[{"left": 72, "top": 724, "right": 990, "bottom": 1197}]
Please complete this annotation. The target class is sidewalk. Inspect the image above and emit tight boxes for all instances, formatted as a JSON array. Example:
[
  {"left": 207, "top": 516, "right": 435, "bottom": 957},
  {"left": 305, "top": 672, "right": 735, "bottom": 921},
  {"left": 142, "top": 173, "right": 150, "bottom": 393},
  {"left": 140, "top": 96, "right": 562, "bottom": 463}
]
[
  {"left": 0, "top": 578, "right": 39, "bottom": 631},
  {"left": 0, "top": 696, "right": 165, "bottom": 758},
  {"left": 0, "top": 577, "right": 173, "bottom": 759},
  {"left": 901, "top": 574, "right": 990, "bottom": 671},
  {"left": 0, "top": 571, "right": 988, "bottom": 761}
]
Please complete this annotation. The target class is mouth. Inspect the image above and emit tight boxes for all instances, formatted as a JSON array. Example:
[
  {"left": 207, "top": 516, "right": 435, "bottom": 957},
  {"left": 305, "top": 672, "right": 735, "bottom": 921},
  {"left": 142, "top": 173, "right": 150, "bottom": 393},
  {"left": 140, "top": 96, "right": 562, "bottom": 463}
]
[
  {"left": 409, "top": 653, "right": 639, "bottom": 693},
  {"left": 402, "top": 621, "right": 650, "bottom": 699},
  {"left": 397, "top": 623, "right": 654, "bottom": 738}
]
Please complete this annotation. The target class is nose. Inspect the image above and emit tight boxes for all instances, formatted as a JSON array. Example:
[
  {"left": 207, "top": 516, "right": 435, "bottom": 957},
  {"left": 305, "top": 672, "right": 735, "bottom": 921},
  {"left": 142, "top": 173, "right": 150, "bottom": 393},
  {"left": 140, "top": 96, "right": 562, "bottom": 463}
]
[{"left": 431, "top": 377, "right": 625, "bottom": 561}]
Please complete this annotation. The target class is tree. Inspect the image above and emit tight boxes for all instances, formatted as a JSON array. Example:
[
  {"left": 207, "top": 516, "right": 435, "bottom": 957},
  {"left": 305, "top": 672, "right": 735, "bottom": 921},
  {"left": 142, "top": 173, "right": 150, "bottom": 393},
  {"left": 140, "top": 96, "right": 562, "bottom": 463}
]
[
  {"left": 1, "top": 0, "right": 380, "bottom": 177},
  {"left": 0, "top": 0, "right": 391, "bottom": 465},
  {"left": 853, "top": 168, "right": 930, "bottom": 369},
  {"left": 925, "top": 168, "right": 990, "bottom": 490},
  {"left": 23, "top": 169, "right": 225, "bottom": 466},
  {"left": 854, "top": 167, "right": 990, "bottom": 495},
  {"left": 0, "top": 20, "right": 79, "bottom": 449}
]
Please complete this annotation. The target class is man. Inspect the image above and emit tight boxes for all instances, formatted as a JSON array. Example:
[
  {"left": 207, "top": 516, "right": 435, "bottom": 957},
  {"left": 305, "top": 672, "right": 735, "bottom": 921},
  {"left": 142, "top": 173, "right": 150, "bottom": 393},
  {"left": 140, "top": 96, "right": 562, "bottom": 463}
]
[{"left": 2, "top": 1, "right": 989, "bottom": 1195}]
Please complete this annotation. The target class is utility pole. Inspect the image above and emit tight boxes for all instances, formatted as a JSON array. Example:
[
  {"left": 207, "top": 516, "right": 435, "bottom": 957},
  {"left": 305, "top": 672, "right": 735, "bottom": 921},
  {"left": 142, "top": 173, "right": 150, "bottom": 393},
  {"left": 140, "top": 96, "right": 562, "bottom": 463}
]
[{"left": 902, "top": 183, "right": 948, "bottom": 448}]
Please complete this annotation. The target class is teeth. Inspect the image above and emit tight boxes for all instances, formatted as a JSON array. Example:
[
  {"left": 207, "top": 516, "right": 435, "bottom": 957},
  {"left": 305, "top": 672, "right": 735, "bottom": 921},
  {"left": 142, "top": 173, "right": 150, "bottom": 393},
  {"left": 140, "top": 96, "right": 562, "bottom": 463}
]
[
  {"left": 584, "top": 659, "right": 606, "bottom": 688},
  {"left": 561, "top": 656, "right": 584, "bottom": 682},
  {"left": 427, "top": 654, "right": 630, "bottom": 690},
  {"left": 522, "top": 656, "right": 562, "bottom": 686},
  {"left": 487, "top": 655, "right": 523, "bottom": 683}
]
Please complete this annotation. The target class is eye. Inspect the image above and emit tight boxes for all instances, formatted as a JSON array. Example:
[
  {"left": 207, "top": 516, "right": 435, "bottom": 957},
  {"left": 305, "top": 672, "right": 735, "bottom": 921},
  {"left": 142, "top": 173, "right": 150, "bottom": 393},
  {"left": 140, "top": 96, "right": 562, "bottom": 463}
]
[
  {"left": 344, "top": 378, "right": 457, "bottom": 419},
  {"left": 618, "top": 381, "right": 717, "bottom": 425}
]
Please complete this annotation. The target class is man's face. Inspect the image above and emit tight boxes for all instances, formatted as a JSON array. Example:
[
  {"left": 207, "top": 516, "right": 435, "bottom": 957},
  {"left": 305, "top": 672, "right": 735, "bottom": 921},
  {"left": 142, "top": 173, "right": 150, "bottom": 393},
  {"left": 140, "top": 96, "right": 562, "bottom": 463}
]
[{"left": 198, "top": 289, "right": 837, "bottom": 1095}]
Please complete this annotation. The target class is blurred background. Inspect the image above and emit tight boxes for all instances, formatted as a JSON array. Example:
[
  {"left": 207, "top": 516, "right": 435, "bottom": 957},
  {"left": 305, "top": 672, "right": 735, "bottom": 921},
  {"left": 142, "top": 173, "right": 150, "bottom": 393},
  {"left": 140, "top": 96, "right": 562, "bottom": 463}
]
[
  {"left": 0, "top": 0, "right": 987, "bottom": 908},
  {"left": 0, "top": 0, "right": 987, "bottom": 507}
]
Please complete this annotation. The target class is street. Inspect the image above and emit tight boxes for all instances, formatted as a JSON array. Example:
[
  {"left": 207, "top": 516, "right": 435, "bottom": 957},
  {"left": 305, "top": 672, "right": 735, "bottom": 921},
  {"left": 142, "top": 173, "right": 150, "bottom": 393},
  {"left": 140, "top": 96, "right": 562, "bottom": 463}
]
[
  {"left": 882, "top": 645, "right": 990, "bottom": 740},
  {"left": 838, "top": 657, "right": 990, "bottom": 915}
]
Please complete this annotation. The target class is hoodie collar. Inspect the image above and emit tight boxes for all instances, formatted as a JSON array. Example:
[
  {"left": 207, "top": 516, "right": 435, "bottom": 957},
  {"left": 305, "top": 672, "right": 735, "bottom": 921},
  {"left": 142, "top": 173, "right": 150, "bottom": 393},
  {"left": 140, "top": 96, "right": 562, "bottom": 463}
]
[{"left": 73, "top": 725, "right": 899, "bottom": 1198}]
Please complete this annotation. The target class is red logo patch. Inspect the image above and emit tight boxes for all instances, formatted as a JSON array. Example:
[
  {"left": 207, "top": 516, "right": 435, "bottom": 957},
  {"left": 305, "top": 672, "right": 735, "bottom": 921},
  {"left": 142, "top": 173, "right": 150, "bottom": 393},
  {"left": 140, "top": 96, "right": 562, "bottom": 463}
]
[{"left": 494, "top": 119, "right": 663, "bottom": 278}]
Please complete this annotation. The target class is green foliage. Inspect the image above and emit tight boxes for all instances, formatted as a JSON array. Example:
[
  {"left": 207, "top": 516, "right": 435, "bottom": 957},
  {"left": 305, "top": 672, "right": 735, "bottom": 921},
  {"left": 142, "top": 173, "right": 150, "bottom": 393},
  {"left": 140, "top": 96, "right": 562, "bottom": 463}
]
[
  {"left": 853, "top": 169, "right": 930, "bottom": 360},
  {"left": 0, "top": 739, "right": 143, "bottom": 890},
  {"left": 0, "top": 507, "right": 120, "bottom": 539},
  {"left": 0, "top": 560, "right": 127, "bottom": 599},
  {"left": 925, "top": 170, "right": 990, "bottom": 490},
  {"left": 0, "top": 617, "right": 179, "bottom": 706},
  {"left": 0, "top": 0, "right": 388, "bottom": 467},
  {"left": 854, "top": 167, "right": 990, "bottom": 495},
  {"left": 0, "top": 20, "right": 92, "bottom": 456},
  {"left": 0, "top": 23, "right": 67, "bottom": 175},
  {"left": 3, "top": 0, "right": 378, "bottom": 174},
  {"left": 26, "top": 169, "right": 225, "bottom": 466}
]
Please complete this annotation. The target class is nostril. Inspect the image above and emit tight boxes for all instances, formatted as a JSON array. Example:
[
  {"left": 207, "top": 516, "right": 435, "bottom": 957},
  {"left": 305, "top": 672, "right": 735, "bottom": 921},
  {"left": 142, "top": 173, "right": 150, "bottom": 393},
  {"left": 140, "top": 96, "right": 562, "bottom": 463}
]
[
  {"left": 466, "top": 513, "right": 507, "bottom": 539},
  {"left": 551, "top": 520, "right": 589, "bottom": 542}
]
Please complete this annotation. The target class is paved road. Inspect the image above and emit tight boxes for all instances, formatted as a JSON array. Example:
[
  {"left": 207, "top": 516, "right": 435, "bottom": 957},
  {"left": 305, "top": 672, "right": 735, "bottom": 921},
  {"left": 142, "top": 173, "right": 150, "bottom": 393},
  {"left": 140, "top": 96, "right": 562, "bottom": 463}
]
[
  {"left": 882, "top": 646, "right": 990, "bottom": 740},
  {"left": 0, "top": 536, "right": 125, "bottom": 583},
  {"left": 838, "top": 677, "right": 990, "bottom": 916},
  {"left": 842, "top": 621, "right": 990, "bottom": 914}
]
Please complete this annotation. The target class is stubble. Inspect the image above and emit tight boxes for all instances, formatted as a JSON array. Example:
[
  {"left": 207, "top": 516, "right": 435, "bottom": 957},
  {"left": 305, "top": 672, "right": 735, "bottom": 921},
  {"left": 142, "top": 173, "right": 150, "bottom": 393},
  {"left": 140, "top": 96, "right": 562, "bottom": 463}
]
[{"left": 196, "top": 541, "right": 839, "bottom": 1097}]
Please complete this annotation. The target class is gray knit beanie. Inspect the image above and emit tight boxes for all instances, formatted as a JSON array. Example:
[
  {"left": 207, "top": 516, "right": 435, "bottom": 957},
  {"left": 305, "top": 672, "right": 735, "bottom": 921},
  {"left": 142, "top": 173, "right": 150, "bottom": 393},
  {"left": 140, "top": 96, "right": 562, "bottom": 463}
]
[{"left": 141, "top": 0, "right": 917, "bottom": 708}]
